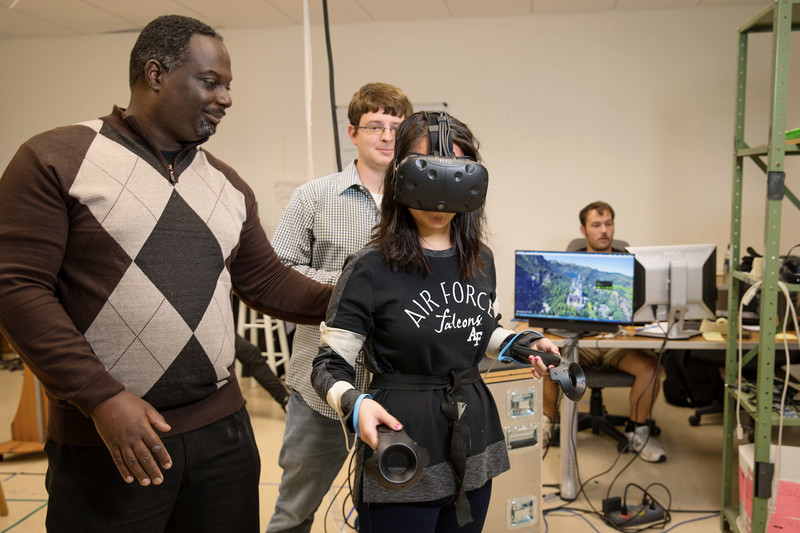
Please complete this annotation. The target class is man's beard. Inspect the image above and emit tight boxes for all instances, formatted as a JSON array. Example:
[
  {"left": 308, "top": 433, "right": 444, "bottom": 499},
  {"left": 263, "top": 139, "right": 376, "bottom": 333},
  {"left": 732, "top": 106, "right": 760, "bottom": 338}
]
[{"left": 197, "top": 118, "right": 217, "bottom": 138}]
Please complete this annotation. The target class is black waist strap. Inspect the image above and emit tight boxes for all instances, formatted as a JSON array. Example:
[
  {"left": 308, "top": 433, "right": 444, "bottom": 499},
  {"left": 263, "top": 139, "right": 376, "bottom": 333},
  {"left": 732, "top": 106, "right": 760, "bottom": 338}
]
[
  {"left": 370, "top": 366, "right": 480, "bottom": 527},
  {"left": 369, "top": 367, "right": 481, "bottom": 391}
]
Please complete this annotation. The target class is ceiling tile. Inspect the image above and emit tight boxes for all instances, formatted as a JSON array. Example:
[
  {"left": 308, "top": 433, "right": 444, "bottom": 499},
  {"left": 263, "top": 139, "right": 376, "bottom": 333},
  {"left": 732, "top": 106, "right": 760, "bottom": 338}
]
[
  {"left": 0, "top": 4, "right": 79, "bottom": 37},
  {"left": 267, "top": 0, "right": 371, "bottom": 25},
  {"left": 358, "top": 0, "right": 451, "bottom": 21},
  {"left": 699, "top": 0, "right": 770, "bottom": 6},
  {"left": 615, "top": 0, "right": 700, "bottom": 10},
  {"left": 184, "top": 0, "right": 295, "bottom": 28},
  {"left": 0, "top": 0, "right": 776, "bottom": 40},
  {"left": 81, "top": 0, "right": 213, "bottom": 30},
  {"left": 6, "top": 0, "right": 135, "bottom": 34},
  {"left": 532, "top": 0, "right": 617, "bottom": 14},
  {"left": 445, "top": 0, "right": 532, "bottom": 18}
]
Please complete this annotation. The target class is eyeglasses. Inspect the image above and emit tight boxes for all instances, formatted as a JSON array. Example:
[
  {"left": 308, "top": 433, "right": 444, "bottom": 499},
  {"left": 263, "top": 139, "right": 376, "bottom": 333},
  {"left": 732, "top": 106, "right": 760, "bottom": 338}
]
[{"left": 356, "top": 123, "right": 400, "bottom": 136}]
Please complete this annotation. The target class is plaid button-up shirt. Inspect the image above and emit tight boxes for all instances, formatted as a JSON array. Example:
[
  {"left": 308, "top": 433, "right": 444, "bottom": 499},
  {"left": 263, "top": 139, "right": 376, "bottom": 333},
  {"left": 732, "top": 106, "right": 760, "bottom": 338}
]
[{"left": 272, "top": 160, "right": 377, "bottom": 419}]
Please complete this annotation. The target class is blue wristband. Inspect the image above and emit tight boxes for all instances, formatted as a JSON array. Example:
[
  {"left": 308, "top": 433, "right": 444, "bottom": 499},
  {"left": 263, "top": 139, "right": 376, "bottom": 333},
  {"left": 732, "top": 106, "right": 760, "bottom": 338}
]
[
  {"left": 353, "top": 393, "right": 372, "bottom": 438},
  {"left": 498, "top": 329, "right": 543, "bottom": 366}
]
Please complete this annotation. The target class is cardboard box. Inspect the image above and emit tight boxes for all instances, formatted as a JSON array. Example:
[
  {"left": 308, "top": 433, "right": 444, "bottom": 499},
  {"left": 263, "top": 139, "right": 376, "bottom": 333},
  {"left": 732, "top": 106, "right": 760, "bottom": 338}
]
[{"left": 738, "top": 444, "right": 800, "bottom": 533}]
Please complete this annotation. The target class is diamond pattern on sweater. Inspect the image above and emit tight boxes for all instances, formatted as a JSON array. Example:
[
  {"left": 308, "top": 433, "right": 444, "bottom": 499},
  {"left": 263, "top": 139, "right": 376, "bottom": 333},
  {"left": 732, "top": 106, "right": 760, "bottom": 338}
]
[
  {"left": 85, "top": 267, "right": 193, "bottom": 397},
  {"left": 144, "top": 336, "right": 219, "bottom": 405},
  {"left": 71, "top": 134, "right": 173, "bottom": 260},
  {"left": 193, "top": 272, "right": 237, "bottom": 380},
  {"left": 70, "top": 130, "right": 246, "bottom": 408},
  {"left": 135, "top": 191, "right": 223, "bottom": 330},
  {"left": 176, "top": 161, "right": 247, "bottom": 260}
]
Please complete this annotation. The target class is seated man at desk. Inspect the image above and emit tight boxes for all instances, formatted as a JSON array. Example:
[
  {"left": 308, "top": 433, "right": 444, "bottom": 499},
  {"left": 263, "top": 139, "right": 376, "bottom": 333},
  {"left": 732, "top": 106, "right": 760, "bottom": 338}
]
[{"left": 542, "top": 201, "right": 666, "bottom": 463}]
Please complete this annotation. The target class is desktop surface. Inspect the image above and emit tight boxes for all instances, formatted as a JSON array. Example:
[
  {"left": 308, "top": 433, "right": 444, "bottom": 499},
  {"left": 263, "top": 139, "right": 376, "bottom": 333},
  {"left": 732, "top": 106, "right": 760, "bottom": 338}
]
[
  {"left": 523, "top": 323, "right": 759, "bottom": 350},
  {"left": 513, "top": 321, "right": 759, "bottom": 501}
]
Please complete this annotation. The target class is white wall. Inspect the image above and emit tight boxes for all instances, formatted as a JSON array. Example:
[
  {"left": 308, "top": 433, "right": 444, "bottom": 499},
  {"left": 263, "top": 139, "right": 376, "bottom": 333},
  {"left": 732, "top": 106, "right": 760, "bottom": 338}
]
[{"left": 1, "top": 5, "right": 798, "bottom": 323}]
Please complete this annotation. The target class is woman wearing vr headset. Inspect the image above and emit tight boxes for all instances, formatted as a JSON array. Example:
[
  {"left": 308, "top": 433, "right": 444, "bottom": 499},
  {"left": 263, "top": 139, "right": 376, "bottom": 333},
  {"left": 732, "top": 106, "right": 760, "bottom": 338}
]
[{"left": 311, "top": 111, "right": 557, "bottom": 532}]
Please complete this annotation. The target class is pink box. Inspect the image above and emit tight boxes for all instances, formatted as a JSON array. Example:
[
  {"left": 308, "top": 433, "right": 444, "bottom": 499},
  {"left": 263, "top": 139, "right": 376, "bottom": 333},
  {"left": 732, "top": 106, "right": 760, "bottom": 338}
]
[{"left": 738, "top": 444, "right": 800, "bottom": 533}]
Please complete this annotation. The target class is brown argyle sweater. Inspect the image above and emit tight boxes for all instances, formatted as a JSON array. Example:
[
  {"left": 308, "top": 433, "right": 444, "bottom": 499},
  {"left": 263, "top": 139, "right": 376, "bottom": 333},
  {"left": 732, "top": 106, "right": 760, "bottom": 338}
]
[{"left": 0, "top": 106, "right": 331, "bottom": 446}]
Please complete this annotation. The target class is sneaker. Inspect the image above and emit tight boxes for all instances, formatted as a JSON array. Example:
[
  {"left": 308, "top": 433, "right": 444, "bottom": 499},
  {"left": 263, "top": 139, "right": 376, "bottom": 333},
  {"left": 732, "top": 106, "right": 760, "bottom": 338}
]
[
  {"left": 626, "top": 425, "right": 666, "bottom": 463},
  {"left": 542, "top": 416, "right": 554, "bottom": 447}
]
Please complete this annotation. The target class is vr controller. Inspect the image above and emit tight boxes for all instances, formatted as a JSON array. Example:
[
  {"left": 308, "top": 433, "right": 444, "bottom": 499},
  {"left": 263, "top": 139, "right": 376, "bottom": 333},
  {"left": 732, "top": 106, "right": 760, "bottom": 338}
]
[
  {"left": 365, "top": 425, "right": 430, "bottom": 491},
  {"left": 501, "top": 345, "right": 587, "bottom": 402}
]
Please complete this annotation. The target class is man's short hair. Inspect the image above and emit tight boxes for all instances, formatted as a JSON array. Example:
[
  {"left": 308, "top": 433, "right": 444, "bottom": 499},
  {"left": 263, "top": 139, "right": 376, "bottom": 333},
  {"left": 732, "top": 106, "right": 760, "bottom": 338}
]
[
  {"left": 129, "top": 15, "right": 222, "bottom": 88},
  {"left": 579, "top": 201, "right": 615, "bottom": 227},
  {"left": 348, "top": 83, "right": 413, "bottom": 126}
]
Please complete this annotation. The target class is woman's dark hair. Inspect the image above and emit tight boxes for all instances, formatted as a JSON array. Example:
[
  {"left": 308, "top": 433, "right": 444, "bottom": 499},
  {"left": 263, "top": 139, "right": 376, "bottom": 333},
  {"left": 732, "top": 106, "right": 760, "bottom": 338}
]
[
  {"left": 372, "top": 111, "right": 488, "bottom": 279},
  {"left": 129, "top": 15, "right": 222, "bottom": 88}
]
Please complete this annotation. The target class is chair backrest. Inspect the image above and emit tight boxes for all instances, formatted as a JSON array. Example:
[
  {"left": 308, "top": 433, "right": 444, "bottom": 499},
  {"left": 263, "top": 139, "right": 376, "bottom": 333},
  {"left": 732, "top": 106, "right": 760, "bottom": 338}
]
[{"left": 565, "top": 238, "right": 630, "bottom": 252}]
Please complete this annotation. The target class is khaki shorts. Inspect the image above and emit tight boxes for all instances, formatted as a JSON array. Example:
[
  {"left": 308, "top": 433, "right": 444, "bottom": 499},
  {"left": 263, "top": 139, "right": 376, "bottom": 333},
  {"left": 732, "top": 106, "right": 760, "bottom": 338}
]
[{"left": 576, "top": 347, "right": 628, "bottom": 369}]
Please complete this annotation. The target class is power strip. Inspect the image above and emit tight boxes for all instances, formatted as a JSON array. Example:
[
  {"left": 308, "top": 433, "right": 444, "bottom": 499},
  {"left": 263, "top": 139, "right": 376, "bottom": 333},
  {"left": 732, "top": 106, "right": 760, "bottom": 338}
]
[{"left": 606, "top": 502, "right": 665, "bottom": 527}]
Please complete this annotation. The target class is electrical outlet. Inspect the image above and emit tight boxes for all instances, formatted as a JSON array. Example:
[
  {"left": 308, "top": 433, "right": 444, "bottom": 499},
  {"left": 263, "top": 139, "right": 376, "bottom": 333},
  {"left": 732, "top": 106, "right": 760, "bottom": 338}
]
[{"left": 606, "top": 502, "right": 665, "bottom": 527}]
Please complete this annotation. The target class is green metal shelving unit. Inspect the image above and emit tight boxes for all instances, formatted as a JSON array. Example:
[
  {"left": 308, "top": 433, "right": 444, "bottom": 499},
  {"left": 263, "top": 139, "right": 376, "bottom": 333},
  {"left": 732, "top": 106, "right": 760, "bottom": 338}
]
[{"left": 721, "top": 1, "right": 800, "bottom": 532}]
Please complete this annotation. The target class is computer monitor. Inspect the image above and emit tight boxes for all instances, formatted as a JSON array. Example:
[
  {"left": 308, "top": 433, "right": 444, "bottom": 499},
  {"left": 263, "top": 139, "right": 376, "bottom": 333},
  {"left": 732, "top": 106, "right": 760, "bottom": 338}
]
[
  {"left": 514, "top": 250, "right": 635, "bottom": 335},
  {"left": 626, "top": 243, "right": 717, "bottom": 339}
]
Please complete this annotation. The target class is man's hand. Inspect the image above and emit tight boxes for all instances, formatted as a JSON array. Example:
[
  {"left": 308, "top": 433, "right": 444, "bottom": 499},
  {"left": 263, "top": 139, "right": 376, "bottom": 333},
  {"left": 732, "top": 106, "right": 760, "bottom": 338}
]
[
  {"left": 356, "top": 398, "right": 402, "bottom": 450},
  {"left": 91, "top": 391, "right": 172, "bottom": 486}
]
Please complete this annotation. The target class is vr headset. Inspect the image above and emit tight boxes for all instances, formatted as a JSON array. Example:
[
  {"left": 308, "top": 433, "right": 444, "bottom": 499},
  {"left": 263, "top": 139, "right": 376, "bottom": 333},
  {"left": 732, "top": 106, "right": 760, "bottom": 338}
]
[{"left": 394, "top": 112, "right": 489, "bottom": 213}]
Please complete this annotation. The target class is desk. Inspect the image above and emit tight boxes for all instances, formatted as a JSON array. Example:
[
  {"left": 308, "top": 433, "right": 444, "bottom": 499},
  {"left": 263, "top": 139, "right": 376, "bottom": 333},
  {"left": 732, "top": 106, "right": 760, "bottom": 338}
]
[{"left": 515, "top": 323, "right": 760, "bottom": 501}]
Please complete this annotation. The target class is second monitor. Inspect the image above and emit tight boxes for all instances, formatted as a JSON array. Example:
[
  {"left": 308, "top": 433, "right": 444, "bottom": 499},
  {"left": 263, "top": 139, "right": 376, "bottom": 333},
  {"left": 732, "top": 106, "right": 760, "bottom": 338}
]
[{"left": 627, "top": 243, "right": 717, "bottom": 339}]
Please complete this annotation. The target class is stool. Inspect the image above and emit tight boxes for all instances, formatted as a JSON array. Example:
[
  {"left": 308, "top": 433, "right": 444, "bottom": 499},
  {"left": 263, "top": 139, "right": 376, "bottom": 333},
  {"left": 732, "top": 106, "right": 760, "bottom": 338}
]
[
  {"left": 0, "top": 478, "right": 8, "bottom": 516},
  {"left": 236, "top": 304, "right": 290, "bottom": 379}
]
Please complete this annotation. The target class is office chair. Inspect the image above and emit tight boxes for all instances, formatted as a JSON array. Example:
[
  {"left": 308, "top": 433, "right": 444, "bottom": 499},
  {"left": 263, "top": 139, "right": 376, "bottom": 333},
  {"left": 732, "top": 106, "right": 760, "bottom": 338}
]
[
  {"left": 578, "top": 367, "right": 636, "bottom": 451},
  {"left": 666, "top": 349, "right": 725, "bottom": 427},
  {"left": 564, "top": 238, "right": 659, "bottom": 450},
  {"left": 565, "top": 237, "right": 630, "bottom": 253}
]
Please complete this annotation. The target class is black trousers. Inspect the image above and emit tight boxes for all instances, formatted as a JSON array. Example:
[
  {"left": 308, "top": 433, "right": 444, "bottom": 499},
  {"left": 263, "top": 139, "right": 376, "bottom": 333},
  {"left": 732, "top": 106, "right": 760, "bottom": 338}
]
[
  {"left": 44, "top": 406, "right": 260, "bottom": 533},
  {"left": 356, "top": 480, "right": 492, "bottom": 533}
]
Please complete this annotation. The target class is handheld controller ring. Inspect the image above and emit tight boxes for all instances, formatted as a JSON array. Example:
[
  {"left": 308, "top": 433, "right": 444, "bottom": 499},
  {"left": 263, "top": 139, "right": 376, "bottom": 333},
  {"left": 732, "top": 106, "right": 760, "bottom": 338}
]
[
  {"left": 364, "top": 425, "right": 430, "bottom": 491},
  {"left": 503, "top": 345, "right": 587, "bottom": 402}
]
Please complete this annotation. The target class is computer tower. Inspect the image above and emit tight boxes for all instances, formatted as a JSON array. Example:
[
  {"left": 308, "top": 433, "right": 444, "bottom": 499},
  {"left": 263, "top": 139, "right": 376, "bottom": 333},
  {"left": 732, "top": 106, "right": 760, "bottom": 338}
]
[{"left": 483, "top": 367, "right": 542, "bottom": 532}]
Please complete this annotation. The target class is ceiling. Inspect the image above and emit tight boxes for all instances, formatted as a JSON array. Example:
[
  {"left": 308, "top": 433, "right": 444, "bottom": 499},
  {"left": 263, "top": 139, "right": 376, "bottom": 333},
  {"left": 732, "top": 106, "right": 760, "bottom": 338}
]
[{"left": 0, "top": 0, "right": 773, "bottom": 40}]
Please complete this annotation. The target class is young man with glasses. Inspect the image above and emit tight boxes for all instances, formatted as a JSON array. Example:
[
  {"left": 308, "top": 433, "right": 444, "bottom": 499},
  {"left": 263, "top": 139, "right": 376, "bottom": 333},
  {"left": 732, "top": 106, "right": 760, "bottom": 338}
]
[{"left": 267, "top": 83, "right": 413, "bottom": 532}]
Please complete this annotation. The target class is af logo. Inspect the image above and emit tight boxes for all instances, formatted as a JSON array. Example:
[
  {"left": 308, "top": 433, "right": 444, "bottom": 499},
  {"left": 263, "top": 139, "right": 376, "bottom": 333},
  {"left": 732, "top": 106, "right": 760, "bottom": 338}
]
[{"left": 467, "top": 327, "right": 483, "bottom": 346}]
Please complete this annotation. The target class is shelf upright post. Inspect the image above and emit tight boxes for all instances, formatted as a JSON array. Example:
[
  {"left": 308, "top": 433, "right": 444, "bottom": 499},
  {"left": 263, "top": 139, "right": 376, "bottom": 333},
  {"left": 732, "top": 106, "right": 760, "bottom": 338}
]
[
  {"left": 722, "top": 2, "right": 800, "bottom": 531},
  {"left": 720, "top": 24, "right": 748, "bottom": 529}
]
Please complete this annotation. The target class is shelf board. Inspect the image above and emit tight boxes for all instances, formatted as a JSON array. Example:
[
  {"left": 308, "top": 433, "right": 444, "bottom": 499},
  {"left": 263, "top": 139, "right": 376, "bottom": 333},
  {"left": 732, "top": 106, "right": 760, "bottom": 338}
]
[
  {"left": 739, "top": 0, "right": 800, "bottom": 34},
  {"left": 728, "top": 388, "right": 800, "bottom": 426},
  {"left": 730, "top": 270, "right": 800, "bottom": 292},
  {"left": 736, "top": 142, "right": 800, "bottom": 158}
]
